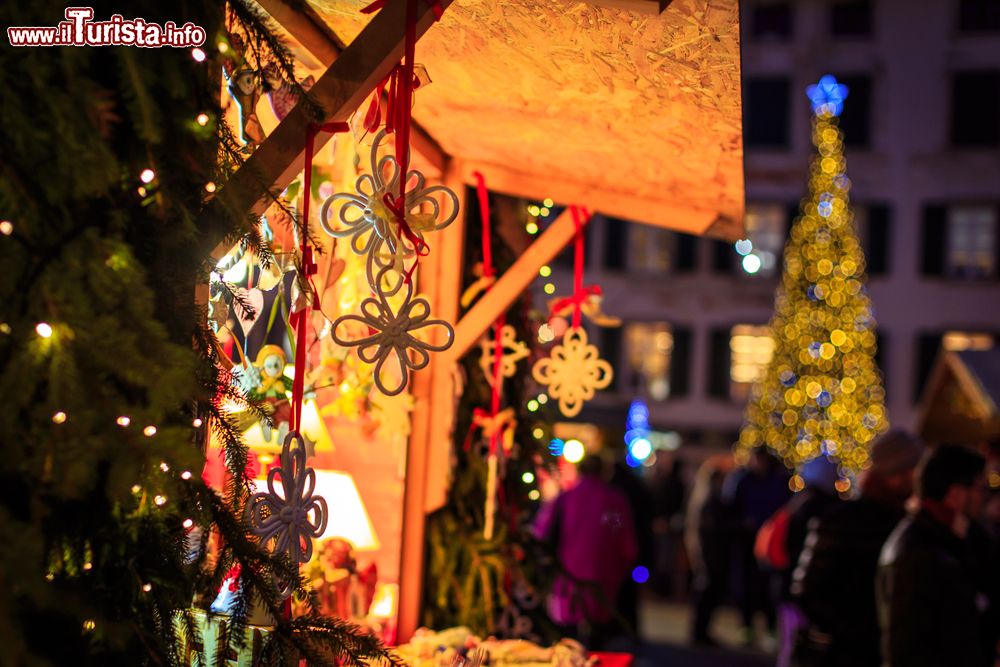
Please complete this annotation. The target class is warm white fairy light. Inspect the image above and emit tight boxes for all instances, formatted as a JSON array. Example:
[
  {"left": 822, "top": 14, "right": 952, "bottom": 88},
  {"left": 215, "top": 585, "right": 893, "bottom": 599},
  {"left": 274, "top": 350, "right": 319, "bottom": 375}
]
[
  {"left": 116, "top": 416, "right": 131, "bottom": 427},
  {"left": 82, "top": 562, "right": 92, "bottom": 571},
  {"left": 131, "top": 484, "right": 141, "bottom": 494},
  {"left": 0, "top": 221, "right": 12, "bottom": 236},
  {"left": 143, "top": 425, "right": 157, "bottom": 437},
  {"left": 204, "top": 182, "right": 216, "bottom": 193},
  {"left": 35, "top": 322, "right": 53, "bottom": 338},
  {"left": 182, "top": 518, "right": 194, "bottom": 529},
  {"left": 180, "top": 470, "right": 192, "bottom": 480},
  {"left": 196, "top": 113, "right": 209, "bottom": 126},
  {"left": 139, "top": 168, "right": 155, "bottom": 184},
  {"left": 51, "top": 411, "right": 67, "bottom": 424},
  {"left": 137, "top": 186, "right": 147, "bottom": 197},
  {"left": 153, "top": 495, "right": 167, "bottom": 506},
  {"left": 82, "top": 620, "right": 96, "bottom": 632},
  {"left": 192, "top": 418, "right": 203, "bottom": 428},
  {"left": 159, "top": 462, "right": 169, "bottom": 472},
  {"left": 142, "top": 583, "right": 152, "bottom": 592},
  {"left": 191, "top": 47, "right": 206, "bottom": 62}
]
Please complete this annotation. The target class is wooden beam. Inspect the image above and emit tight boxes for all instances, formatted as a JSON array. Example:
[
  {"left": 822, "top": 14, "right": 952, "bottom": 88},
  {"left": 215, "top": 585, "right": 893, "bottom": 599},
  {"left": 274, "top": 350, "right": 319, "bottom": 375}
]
[
  {"left": 254, "top": 0, "right": 450, "bottom": 176},
  {"left": 398, "top": 158, "right": 467, "bottom": 642},
  {"left": 200, "top": 0, "right": 453, "bottom": 258},
  {"left": 461, "top": 160, "right": 743, "bottom": 242},
  {"left": 446, "top": 208, "right": 577, "bottom": 362}
]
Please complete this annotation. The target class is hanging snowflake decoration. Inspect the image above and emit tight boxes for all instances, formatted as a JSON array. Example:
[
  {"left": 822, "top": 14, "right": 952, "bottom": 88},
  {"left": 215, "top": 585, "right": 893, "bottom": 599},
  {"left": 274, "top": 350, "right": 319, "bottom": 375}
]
[
  {"left": 247, "top": 432, "right": 328, "bottom": 588},
  {"left": 479, "top": 324, "right": 529, "bottom": 386},
  {"left": 532, "top": 327, "right": 613, "bottom": 417},
  {"left": 332, "top": 266, "right": 454, "bottom": 396},
  {"left": 319, "top": 129, "right": 459, "bottom": 296}
]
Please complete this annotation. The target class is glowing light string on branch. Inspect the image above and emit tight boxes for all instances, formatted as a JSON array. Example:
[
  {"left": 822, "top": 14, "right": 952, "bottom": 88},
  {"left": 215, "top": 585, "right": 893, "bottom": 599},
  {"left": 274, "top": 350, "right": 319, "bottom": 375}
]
[{"left": 532, "top": 206, "right": 613, "bottom": 418}]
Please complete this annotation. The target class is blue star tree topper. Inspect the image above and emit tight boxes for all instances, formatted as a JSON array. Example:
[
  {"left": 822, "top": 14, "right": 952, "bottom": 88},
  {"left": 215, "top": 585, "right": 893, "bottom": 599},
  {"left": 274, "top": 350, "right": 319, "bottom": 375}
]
[{"left": 807, "top": 75, "right": 849, "bottom": 117}]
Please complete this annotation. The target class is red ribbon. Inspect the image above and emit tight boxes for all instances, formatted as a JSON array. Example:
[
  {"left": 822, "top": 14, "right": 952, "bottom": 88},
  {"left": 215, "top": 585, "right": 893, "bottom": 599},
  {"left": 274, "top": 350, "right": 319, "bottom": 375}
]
[
  {"left": 289, "top": 121, "right": 350, "bottom": 435},
  {"left": 359, "top": 0, "right": 444, "bottom": 283},
  {"left": 549, "top": 205, "right": 594, "bottom": 329}
]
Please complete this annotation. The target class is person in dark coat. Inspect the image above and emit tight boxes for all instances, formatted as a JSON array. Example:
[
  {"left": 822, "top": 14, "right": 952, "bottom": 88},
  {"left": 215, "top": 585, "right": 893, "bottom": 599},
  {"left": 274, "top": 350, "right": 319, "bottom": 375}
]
[
  {"left": 877, "top": 444, "right": 992, "bottom": 667},
  {"left": 792, "top": 431, "right": 923, "bottom": 667},
  {"left": 724, "top": 447, "right": 790, "bottom": 644},
  {"left": 685, "top": 455, "right": 734, "bottom": 646}
]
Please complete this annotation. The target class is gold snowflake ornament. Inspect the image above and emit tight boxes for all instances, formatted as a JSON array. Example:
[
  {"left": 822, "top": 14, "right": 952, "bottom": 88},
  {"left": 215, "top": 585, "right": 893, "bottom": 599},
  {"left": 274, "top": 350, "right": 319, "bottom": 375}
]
[
  {"left": 532, "top": 327, "right": 613, "bottom": 417},
  {"left": 479, "top": 324, "right": 529, "bottom": 387}
]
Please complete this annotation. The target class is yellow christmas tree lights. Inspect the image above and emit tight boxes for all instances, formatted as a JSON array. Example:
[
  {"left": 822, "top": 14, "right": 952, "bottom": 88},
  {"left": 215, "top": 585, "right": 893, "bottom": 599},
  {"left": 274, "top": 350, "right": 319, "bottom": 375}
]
[{"left": 737, "top": 76, "right": 888, "bottom": 473}]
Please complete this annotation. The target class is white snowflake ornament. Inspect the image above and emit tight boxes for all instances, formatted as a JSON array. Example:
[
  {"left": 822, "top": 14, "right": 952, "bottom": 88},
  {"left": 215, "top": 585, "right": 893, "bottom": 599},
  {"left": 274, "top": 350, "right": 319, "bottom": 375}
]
[
  {"left": 531, "top": 327, "right": 613, "bottom": 417},
  {"left": 319, "top": 129, "right": 459, "bottom": 296}
]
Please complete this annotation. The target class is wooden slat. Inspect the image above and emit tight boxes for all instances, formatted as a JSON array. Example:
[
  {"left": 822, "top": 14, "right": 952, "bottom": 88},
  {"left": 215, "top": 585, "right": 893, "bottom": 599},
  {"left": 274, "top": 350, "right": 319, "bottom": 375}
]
[
  {"left": 461, "top": 160, "right": 742, "bottom": 242},
  {"left": 255, "top": 0, "right": 449, "bottom": 176},
  {"left": 200, "top": 0, "right": 452, "bottom": 258},
  {"left": 446, "top": 208, "right": 577, "bottom": 362}
]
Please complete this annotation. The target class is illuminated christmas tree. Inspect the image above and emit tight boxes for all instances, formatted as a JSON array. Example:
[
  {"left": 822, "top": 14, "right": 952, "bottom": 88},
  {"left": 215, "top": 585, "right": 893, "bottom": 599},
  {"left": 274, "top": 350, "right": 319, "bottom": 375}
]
[{"left": 737, "top": 75, "right": 888, "bottom": 474}]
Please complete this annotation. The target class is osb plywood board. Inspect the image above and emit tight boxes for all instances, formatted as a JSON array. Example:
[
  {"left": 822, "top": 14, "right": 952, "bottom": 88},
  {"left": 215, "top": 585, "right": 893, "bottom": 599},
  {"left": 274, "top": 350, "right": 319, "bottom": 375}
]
[{"left": 307, "top": 0, "right": 744, "bottom": 237}]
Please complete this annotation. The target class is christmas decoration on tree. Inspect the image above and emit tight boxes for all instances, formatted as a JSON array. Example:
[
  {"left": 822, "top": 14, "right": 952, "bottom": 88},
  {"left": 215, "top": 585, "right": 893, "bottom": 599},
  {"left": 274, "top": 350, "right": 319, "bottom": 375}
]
[
  {"left": 737, "top": 75, "right": 888, "bottom": 473},
  {"left": 0, "top": 1, "right": 397, "bottom": 664},
  {"left": 531, "top": 206, "right": 612, "bottom": 418}
]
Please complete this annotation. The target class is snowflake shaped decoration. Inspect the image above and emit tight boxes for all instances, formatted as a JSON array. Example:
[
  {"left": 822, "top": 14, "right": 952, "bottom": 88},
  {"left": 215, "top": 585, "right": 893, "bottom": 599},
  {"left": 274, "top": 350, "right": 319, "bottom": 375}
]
[
  {"left": 532, "top": 327, "right": 613, "bottom": 417},
  {"left": 319, "top": 129, "right": 459, "bottom": 296},
  {"left": 247, "top": 432, "right": 328, "bottom": 576},
  {"left": 479, "top": 324, "right": 529, "bottom": 387},
  {"left": 332, "top": 266, "right": 454, "bottom": 396}
]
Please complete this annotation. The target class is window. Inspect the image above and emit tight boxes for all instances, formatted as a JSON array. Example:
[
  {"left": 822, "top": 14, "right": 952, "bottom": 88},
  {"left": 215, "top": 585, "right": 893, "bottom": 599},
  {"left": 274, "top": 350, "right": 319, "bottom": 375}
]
[
  {"left": 946, "top": 205, "right": 998, "bottom": 278},
  {"left": 750, "top": 2, "right": 793, "bottom": 40},
  {"left": 745, "top": 78, "right": 791, "bottom": 148},
  {"left": 729, "top": 325, "right": 775, "bottom": 401},
  {"left": 603, "top": 217, "right": 627, "bottom": 270},
  {"left": 745, "top": 203, "right": 786, "bottom": 276},
  {"left": 853, "top": 203, "right": 892, "bottom": 276},
  {"left": 921, "top": 204, "right": 999, "bottom": 279},
  {"left": 624, "top": 322, "right": 673, "bottom": 400},
  {"left": 831, "top": 0, "right": 872, "bottom": 36},
  {"left": 959, "top": 0, "right": 1000, "bottom": 33},
  {"left": 835, "top": 74, "right": 872, "bottom": 147},
  {"left": 951, "top": 71, "right": 1000, "bottom": 147},
  {"left": 628, "top": 225, "right": 672, "bottom": 273},
  {"left": 943, "top": 331, "right": 996, "bottom": 352}
]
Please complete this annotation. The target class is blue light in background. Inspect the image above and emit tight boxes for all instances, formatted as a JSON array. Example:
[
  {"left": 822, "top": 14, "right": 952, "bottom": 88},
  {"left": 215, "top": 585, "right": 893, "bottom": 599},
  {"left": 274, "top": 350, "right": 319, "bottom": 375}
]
[
  {"left": 632, "top": 566, "right": 650, "bottom": 584},
  {"left": 806, "top": 74, "right": 849, "bottom": 117},
  {"left": 548, "top": 438, "right": 565, "bottom": 457}
]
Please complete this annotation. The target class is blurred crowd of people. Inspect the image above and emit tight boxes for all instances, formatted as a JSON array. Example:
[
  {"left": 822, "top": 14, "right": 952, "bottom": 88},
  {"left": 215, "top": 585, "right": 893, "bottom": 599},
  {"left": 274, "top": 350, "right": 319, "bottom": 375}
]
[{"left": 536, "top": 432, "right": 1000, "bottom": 666}]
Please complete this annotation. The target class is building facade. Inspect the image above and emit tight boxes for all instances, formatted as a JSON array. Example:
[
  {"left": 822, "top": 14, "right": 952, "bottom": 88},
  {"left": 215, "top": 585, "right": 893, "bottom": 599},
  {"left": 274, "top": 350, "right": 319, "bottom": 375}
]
[{"left": 539, "top": 0, "right": 1000, "bottom": 449}]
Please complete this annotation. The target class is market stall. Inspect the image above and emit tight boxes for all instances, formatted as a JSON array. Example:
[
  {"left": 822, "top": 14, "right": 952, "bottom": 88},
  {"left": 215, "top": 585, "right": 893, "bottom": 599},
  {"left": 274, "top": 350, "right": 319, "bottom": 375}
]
[{"left": 199, "top": 0, "right": 744, "bottom": 661}]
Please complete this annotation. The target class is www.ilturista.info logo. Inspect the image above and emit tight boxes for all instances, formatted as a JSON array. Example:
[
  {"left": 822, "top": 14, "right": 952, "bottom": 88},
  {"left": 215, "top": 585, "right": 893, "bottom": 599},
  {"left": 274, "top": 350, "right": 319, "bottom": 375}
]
[{"left": 7, "top": 7, "right": 206, "bottom": 47}]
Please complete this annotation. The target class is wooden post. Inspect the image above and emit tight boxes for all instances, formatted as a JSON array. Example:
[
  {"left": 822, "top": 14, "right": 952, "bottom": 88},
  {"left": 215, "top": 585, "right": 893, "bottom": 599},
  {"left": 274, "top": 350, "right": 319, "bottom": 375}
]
[{"left": 397, "top": 158, "right": 467, "bottom": 641}]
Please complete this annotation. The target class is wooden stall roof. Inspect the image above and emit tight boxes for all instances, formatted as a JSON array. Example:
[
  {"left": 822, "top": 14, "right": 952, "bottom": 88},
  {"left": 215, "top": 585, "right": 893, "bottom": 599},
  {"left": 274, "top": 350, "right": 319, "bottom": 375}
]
[
  {"left": 306, "top": 0, "right": 745, "bottom": 239},
  {"left": 916, "top": 349, "right": 1000, "bottom": 444}
]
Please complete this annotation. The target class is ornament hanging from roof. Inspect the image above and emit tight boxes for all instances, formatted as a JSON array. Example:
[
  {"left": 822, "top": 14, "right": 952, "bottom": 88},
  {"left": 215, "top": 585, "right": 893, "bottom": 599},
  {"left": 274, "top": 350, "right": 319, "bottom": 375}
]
[
  {"left": 532, "top": 327, "right": 613, "bottom": 418},
  {"left": 479, "top": 324, "right": 530, "bottom": 387}
]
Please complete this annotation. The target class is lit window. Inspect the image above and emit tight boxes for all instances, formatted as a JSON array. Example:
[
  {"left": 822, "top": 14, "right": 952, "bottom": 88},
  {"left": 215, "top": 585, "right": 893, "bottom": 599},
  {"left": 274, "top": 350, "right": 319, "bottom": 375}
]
[
  {"left": 624, "top": 323, "right": 673, "bottom": 400},
  {"left": 628, "top": 225, "right": 672, "bottom": 273},
  {"left": 942, "top": 331, "right": 995, "bottom": 352},
  {"left": 946, "top": 205, "right": 997, "bottom": 278},
  {"left": 742, "top": 203, "right": 786, "bottom": 276},
  {"left": 730, "top": 324, "right": 774, "bottom": 401}
]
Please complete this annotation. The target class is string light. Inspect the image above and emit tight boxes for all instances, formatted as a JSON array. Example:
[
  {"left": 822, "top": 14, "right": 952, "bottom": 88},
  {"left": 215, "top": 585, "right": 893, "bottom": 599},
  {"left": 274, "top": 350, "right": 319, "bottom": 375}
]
[
  {"left": 192, "top": 418, "right": 203, "bottom": 428},
  {"left": 139, "top": 168, "right": 155, "bottom": 184},
  {"left": 0, "top": 323, "right": 10, "bottom": 334},
  {"left": 143, "top": 426, "right": 157, "bottom": 437},
  {"left": 204, "top": 182, "right": 216, "bottom": 193},
  {"left": 131, "top": 484, "right": 142, "bottom": 494},
  {"left": 82, "top": 562, "right": 92, "bottom": 571},
  {"left": 142, "top": 583, "right": 152, "bottom": 593},
  {"left": 527, "top": 205, "right": 540, "bottom": 216},
  {"left": 153, "top": 495, "right": 167, "bottom": 506},
  {"left": 543, "top": 283, "right": 555, "bottom": 295},
  {"left": 116, "top": 416, "right": 131, "bottom": 427},
  {"left": 137, "top": 186, "right": 147, "bottom": 197},
  {"left": 82, "top": 620, "right": 96, "bottom": 632},
  {"left": 217, "top": 41, "right": 229, "bottom": 53},
  {"left": 51, "top": 411, "right": 67, "bottom": 424},
  {"left": 521, "top": 471, "right": 535, "bottom": 484},
  {"left": 528, "top": 490, "right": 541, "bottom": 501},
  {"left": 182, "top": 518, "right": 194, "bottom": 529},
  {"left": 159, "top": 462, "right": 169, "bottom": 472},
  {"left": 536, "top": 394, "right": 549, "bottom": 405},
  {"left": 543, "top": 198, "right": 554, "bottom": 208},
  {"left": 0, "top": 221, "right": 12, "bottom": 236},
  {"left": 532, "top": 427, "right": 544, "bottom": 439},
  {"left": 196, "top": 113, "right": 209, "bottom": 126},
  {"left": 539, "top": 207, "right": 550, "bottom": 217},
  {"left": 525, "top": 222, "right": 539, "bottom": 235},
  {"left": 35, "top": 322, "right": 53, "bottom": 338},
  {"left": 539, "top": 265, "right": 552, "bottom": 277},
  {"left": 191, "top": 47, "right": 206, "bottom": 62},
  {"left": 180, "top": 470, "right": 192, "bottom": 480},
  {"left": 562, "top": 439, "right": 585, "bottom": 463},
  {"left": 526, "top": 399, "right": 539, "bottom": 412}
]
